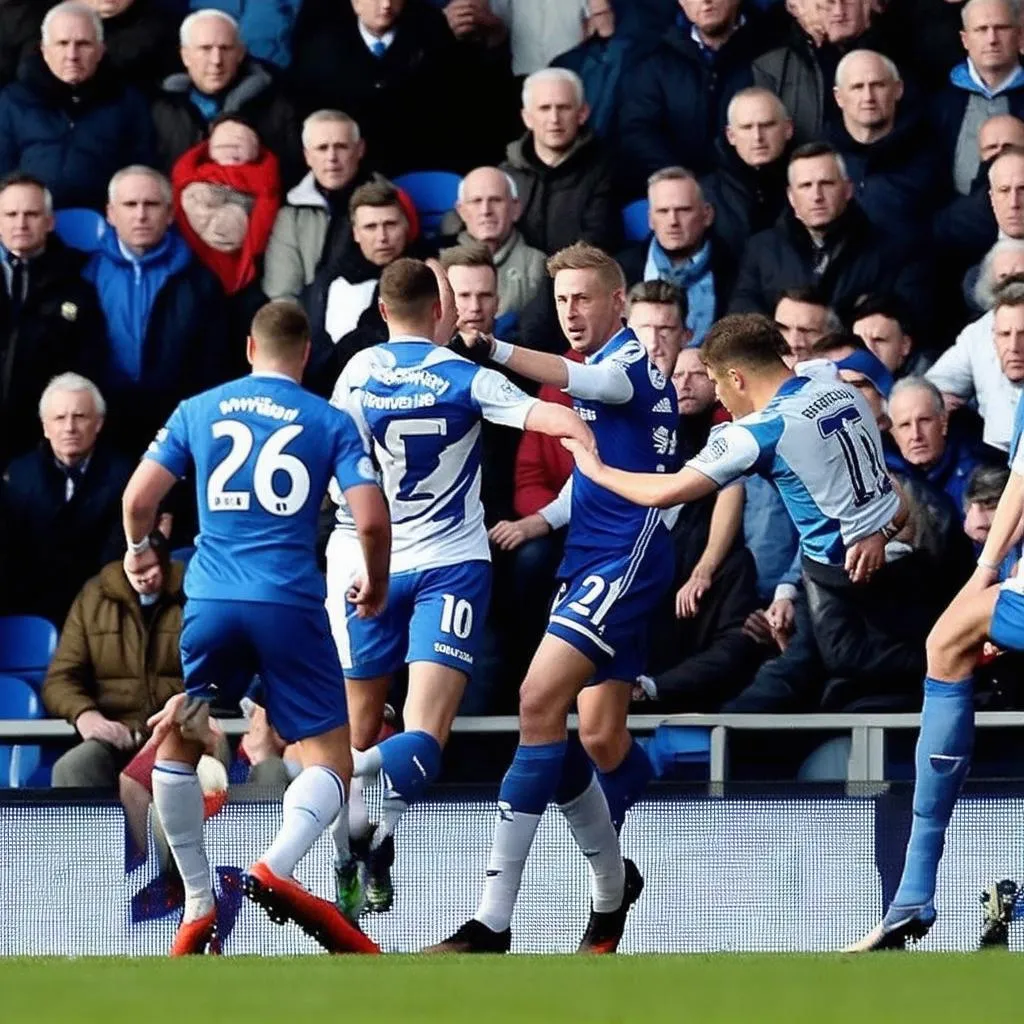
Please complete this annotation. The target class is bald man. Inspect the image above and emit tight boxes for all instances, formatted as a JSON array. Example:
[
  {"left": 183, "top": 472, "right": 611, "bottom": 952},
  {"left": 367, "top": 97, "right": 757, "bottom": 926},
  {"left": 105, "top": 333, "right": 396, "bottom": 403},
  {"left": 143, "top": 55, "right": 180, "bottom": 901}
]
[{"left": 453, "top": 165, "right": 547, "bottom": 317}]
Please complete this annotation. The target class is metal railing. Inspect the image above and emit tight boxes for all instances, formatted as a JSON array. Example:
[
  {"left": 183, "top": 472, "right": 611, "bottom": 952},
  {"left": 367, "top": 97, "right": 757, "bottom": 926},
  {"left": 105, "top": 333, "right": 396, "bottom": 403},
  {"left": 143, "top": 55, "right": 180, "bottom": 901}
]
[{"left": 7, "top": 712, "right": 1024, "bottom": 783}]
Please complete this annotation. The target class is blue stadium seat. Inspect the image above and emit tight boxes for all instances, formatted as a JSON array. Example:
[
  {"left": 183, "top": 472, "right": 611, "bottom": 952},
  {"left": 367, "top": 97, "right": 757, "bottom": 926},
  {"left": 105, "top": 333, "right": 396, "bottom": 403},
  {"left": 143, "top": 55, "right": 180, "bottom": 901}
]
[
  {"left": 392, "top": 171, "right": 462, "bottom": 238},
  {"left": 0, "top": 615, "right": 58, "bottom": 687},
  {"left": 54, "top": 208, "right": 107, "bottom": 253},
  {"left": 172, "top": 545, "right": 197, "bottom": 567},
  {"left": 622, "top": 199, "right": 651, "bottom": 243},
  {"left": 642, "top": 725, "right": 711, "bottom": 779},
  {"left": 0, "top": 675, "right": 42, "bottom": 788}
]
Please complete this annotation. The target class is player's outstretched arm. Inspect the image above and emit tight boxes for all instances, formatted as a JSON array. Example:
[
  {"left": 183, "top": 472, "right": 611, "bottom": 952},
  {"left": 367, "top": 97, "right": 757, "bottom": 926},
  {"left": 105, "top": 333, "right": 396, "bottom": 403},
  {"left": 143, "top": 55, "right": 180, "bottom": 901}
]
[
  {"left": 122, "top": 460, "right": 178, "bottom": 567},
  {"left": 344, "top": 482, "right": 391, "bottom": 619},
  {"left": 523, "top": 400, "right": 595, "bottom": 450},
  {"left": 563, "top": 438, "right": 720, "bottom": 508}
]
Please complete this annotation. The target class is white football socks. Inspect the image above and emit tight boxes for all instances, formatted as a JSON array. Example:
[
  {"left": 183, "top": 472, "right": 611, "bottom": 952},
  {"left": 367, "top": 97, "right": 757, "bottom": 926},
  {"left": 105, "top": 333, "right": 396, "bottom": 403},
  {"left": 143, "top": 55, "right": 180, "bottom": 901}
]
[
  {"left": 352, "top": 746, "right": 383, "bottom": 779},
  {"left": 152, "top": 760, "right": 213, "bottom": 923},
  {"left": 475, "top": 808, "right": 542, "bottom": 934},
  {"left": 261, "top": 765, "right": 344, "bottom": 878},
  {"left": 558, "top": 775, "right": 625, "bottom": 912}
]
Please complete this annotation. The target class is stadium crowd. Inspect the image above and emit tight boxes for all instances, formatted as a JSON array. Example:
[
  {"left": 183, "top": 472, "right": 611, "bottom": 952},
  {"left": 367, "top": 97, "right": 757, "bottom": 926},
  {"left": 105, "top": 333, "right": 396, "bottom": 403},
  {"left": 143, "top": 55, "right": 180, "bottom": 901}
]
[{"left": 3, "top": 0, "right": 1024, "bottom": 787}]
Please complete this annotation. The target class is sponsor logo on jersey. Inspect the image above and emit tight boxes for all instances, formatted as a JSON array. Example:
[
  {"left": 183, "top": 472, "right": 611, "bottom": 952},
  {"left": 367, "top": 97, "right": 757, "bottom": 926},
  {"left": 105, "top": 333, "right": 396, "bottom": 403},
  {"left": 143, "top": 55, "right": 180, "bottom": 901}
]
[
  {"left": 651, "top": 396, "right": 673, "bottom": 414},
  {"left": 357, "top": 456, "right": 376, "bottom": 481},
  {"left": 694, "top": 434, "right": 730, "bottom": 463},
  {"left": 576, "top": 406, "right": 597, "bottom": 422},
  {"left": 434, "top": 641, "right": 473, "bottom": 665},
  {"left": 652, "top": 425, "right": 677, "bottom": 457},
  {"left": 362, "top": 390, "right": 437, "bottom": 411}
]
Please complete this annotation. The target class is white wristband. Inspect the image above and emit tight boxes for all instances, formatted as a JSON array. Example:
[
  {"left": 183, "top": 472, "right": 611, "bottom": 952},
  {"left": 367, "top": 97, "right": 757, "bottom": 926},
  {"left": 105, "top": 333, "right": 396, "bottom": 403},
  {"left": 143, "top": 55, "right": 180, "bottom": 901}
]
[
  {"left": 977, "top": 556, "right": 999, "bottom": 572},
  {"left": 127, "top": 536, "right": 151, "bottom": 556},
  {"left": 490, "top": 339, "right": 514, "bottom": 365}
]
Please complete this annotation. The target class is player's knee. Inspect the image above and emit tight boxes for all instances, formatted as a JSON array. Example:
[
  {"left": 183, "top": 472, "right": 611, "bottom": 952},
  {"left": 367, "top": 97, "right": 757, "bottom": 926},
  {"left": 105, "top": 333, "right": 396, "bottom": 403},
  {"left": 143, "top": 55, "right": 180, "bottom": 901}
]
[
  {"left": 925, "top": 620, "right": 967, "bottom": 676},
  {"left": 518, "top": 677, "right": 563, "bottom": 735},
  {"left": 578, "top": 721, "right": 629, "bottom": 774}
]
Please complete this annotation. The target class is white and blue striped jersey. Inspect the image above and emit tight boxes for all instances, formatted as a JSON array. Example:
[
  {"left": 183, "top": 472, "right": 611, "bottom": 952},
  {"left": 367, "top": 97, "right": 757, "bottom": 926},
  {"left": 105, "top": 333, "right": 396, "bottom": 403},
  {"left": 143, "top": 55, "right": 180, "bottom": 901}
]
[
  {"left": 686, "top": 373, "right": 899, "bottom": 565},
  {"left": 329, "top": 336, "right": 538, "bottom": 575}
]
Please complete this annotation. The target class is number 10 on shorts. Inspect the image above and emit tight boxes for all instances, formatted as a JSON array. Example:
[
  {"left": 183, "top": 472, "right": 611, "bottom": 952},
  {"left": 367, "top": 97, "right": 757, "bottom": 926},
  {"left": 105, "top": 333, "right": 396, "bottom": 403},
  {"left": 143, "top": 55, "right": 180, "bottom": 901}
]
[{"left": 440, "top": 594, "right": 473, "bottom": 639}]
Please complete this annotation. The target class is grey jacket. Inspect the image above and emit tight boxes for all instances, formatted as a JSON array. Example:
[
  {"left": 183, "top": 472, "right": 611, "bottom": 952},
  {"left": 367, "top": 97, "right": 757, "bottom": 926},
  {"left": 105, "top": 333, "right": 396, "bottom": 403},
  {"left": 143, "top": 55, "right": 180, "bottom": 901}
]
[{"left": 456, "top": 227, "right": 547, "bottom": 318}]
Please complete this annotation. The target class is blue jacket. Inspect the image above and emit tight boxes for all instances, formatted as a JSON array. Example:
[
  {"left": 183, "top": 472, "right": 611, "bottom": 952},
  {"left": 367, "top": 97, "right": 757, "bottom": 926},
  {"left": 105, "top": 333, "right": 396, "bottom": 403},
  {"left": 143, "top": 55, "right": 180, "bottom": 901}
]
[
  {"left": 83, "top": 227, "right": 230, "bottom": 454},
  {"left": 0, "top": 53, "right": 155, "bottom": 210},
  {"left": 884, "top": 433, "right": 983, "bottom": 520},
  {"left": 551, "top": 35, "right": 632, "bottom": 141},
  {"left": 191, "top": 1, "right": 304, "bottom": 69}
]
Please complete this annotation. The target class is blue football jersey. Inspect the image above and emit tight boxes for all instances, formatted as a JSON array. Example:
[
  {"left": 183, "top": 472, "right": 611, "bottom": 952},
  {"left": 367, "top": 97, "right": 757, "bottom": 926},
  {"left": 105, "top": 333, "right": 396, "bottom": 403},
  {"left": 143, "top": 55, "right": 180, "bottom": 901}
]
[
  {"left": 147, "top": 373, "right": 377, "bottom": 607},
  {"left": 562, "top": 327, "right": 679, "bottom": 573},
  {"left": 686, "top": 373, "right": 899, "bottom": 565},
  {"left": 330, "top": 337, "right": 538, "bottom": 574}
]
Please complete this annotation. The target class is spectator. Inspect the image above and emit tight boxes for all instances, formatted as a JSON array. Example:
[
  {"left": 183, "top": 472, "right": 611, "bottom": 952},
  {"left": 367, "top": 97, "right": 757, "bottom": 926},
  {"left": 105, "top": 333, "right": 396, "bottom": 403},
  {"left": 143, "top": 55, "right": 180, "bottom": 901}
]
[
  {"left": 0, "top": 172, "right": 106, "bottom": 467},
  {"left": 616, "top": 168, "right": 733, "bottom": 346},
  {"left": 171, "top": 115, "right": 281, "bottom": 295},
  {"left": 0, "top": 1, "right": 156, "bottom": 209},
  {"left": 829, "top": 50, "right": 940, "bottom": 240},
  {"left": 701, "top": 87, "right": 794, "bottom": 264},
  {"left": 263, "top": 110, "right": 385, "bottom": 304},
  {"left": 729, "top": 142, "right": 931, "bottom": 327},
  {"left": 928, "top": 277, "right": 1024, "bottom": 452},
  {"left": 82, "top": 0, "right": 179, "bottom": 91},
  {"left": 773, "top": 287, "right": 841, "bottom": 364},
  {"left": 550, "top": 0, "right": 630, "bottom": 141},
  {"left": 628, "top": 279, "right": 694, "bottom": 377},
  {"left": 936, "top": 0, "right": 1024, "bottom": 198},
  {"left": 42, "top": 528, "right": 184, "bottom": 788},
  {"left": 489, "top": 0, "right": 586, "bottom": 75},
  {"left": 0, "top": 373, "right": 132, "bottom": 626},
  {"left": 851, "top": 292, "right": 931, "bottom": 377},
  {"left": 618, "top": 0, "right": 764, "bottom": 188},
  {"left": 452, "top": 167, "right": 547, "bottom": 320},
  {"left": 962, "top": 461, "right": 1010, "bottom": 558},
  {"left": 885, "top": 375, "right": 983, "bottom": 517},
  {"left": 289, "top": 0, "right": 458, "bottom": 177},
  {"left": 191, "top": 0, "right": 304, "bottom": 70},
  {"left": 86, "top": 165, "right": 229, "bottom": 455},
  {"left": 152, "top": 9, "right": 303, "bottom": 188},
  {"left": 810, "top": 330, "right": 894, "bottom": 429},
  {"left": 501, "top": 67, "right": 616, "bottom": 254}
]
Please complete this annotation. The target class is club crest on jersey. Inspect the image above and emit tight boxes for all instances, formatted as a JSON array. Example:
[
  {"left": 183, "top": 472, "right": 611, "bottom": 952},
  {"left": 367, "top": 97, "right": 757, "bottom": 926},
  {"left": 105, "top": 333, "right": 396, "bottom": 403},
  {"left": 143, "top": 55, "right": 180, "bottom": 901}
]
[
  {"left": 357, "top": 456, "right": 376, "bottom": 481},
  {"left": 648, "top": 363, "right": 667, "bottom": 389}
]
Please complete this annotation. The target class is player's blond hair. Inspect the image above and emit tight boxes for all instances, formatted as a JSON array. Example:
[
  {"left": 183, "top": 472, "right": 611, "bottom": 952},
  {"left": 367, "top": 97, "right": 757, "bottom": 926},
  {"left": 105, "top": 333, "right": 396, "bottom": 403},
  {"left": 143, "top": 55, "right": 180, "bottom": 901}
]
[
  {"left": 251, "top": 300, "right": 310, "bottom": 359},
  {"left": 546, "top": 242, "right": 625, "bottom": 293}
]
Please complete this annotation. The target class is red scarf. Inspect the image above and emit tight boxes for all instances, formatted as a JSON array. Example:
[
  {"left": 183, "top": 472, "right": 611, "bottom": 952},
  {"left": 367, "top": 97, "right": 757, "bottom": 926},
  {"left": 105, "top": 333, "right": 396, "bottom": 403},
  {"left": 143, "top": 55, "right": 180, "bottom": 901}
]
[{"left": 171, "top": 140, "right": 281, "bottom": 295}]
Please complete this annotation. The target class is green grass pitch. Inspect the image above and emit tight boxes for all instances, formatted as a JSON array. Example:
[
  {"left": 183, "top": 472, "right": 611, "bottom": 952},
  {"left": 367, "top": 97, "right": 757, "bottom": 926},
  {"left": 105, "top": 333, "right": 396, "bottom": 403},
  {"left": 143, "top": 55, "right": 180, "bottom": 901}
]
[{"left": 0, "top": 954, "right": 1020, "bottom": 1023}]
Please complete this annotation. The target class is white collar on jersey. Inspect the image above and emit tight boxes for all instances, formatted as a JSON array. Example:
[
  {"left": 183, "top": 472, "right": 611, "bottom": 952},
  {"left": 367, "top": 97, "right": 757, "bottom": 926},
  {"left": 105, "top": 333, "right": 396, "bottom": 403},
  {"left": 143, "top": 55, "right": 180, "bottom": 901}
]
[
  {"left": 387, "top": 334, "right": 434, "bottom": 345},
  {"left": 584, "top": 322, "right": 631, "bottom": 364},
  {"left": 250, "top": 371, "right": 297, "bottom": 382}
]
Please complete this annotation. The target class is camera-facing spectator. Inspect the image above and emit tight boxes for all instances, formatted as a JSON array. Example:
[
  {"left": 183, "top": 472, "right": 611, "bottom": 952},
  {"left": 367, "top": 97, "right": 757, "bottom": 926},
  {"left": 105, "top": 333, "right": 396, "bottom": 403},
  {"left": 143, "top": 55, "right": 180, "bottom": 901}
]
[
  {"left": 451, "top": 167, "right": 547, "bottom": 320},
  {"left": 773, "top": 287, "right": 841, "bottom": 365},
  {"left": 617, "top": 168, "right": 733, "bottom": 346},
  {"left": 501, "top": 68, "right": 616, "bottom": 254},
  {"left": 42, "top": 527, "right": 184, "bottom": 788},
  {"left": 929, "top": 271, "right": 1024, "bottom": 451},
  {"left": 263, "top": 110, "right": 384, "bottom": 304},
  {"left": 851, "top": 293, "right": 931, "bottom": 378},
  {"left": 962, "top": 461, "right": 1010, "bottom": 558},
  {"left": 885, "top": 376, "right": 984, "bottom": 517},
  {"left": 86, "top": 165, "right": 229, "bottom": 455},
  {"left": 152, "top": 9, "right": 302, "bottom": 188},
  {"left": 0, "top": 172, "right": 106, "bottom": 467},
  {"left": 729, "top": 142, "right": 931, "bottom": 327},
  {"left": 0, "top": 1, "right": 155, "bottom": 209},
  {"left": 0, "top": 373, "right": 133, "bottom": 626},
  {"left": 702, "top": 87, "right": 793, "bottom": 264}
]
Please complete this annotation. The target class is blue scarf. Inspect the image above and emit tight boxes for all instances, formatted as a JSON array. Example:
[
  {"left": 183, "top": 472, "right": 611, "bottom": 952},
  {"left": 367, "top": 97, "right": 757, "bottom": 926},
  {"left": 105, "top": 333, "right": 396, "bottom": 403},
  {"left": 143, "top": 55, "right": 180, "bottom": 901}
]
[
  {"left": 645, "top": 238, "right": 716, "bottom": 345},
  {"left": 949, "top": 60, "right": 1024, "bottom": 99}
]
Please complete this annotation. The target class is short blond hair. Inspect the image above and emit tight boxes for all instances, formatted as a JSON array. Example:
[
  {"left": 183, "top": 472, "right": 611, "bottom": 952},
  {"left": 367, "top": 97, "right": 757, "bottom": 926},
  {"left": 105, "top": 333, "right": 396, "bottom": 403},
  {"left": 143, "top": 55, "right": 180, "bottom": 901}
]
[{"left": 546, "top": 242, "right": 625, "bottom": 292}]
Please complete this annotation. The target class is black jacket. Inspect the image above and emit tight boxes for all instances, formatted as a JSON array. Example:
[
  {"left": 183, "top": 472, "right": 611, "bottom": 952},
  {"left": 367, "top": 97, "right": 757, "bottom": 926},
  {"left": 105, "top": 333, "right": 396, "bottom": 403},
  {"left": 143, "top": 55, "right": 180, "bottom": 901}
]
[
  {"left": 90, "top": 0, "right": 180, "bottom": 94},
  {"left": 151, "top": 59, "right": 304, "bottom": 188},
  {"left": 501, "top": 130, "right": 618, "bottom": 255},
  {"left": 728, "top": 203, "right": 933, "bottom": 331},
  {"left": 701, "top": 138, "right": 790, "bottom": 263},
  {"left": 0, "top": 236, "right": 106, "bottom": 467},
  {"left": 0, "top": 442, "right": 133, "bottom": 626}
]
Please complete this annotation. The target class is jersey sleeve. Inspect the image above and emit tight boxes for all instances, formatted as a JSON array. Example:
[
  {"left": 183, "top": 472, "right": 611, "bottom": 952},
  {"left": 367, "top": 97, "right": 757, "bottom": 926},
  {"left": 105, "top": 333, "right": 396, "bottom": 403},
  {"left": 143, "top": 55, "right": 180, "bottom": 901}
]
[
  {"left": 685, "top": 422, "right": 764, "bottom": 487},
  {"left": 330, "top": 407, "right": 379, "bottom": 494},
  {"left": 562, "top": 342, "right": 642, "bottom": 404},
  {"left": 471, "top": 366, "right": 539, "bottom": 429},
  {"left": 145, "top": 403, "right": 191, "bottom": 478}
]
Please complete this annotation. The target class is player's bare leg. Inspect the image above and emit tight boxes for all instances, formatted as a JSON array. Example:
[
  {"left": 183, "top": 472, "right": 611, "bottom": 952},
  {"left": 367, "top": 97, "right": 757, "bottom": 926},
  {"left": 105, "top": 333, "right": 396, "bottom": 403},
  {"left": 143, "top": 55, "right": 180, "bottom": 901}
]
[
  {"left": 348, "top": 664, "right": 467, "bottom": 913},
  {"left": 426, "top": 636, "right": 613, "bottom": 953},
  {"left": 147, "top": 694, "right": 219, "bottom": 956},
  {"left": 845, "top": 580, "right": 1000, "bottom": 952},
  {"left": 245, "top": 724, "right": 379, "bottom": 953},
  {"left": 332, "top": 674, "right": 389, "bottom": 918}
]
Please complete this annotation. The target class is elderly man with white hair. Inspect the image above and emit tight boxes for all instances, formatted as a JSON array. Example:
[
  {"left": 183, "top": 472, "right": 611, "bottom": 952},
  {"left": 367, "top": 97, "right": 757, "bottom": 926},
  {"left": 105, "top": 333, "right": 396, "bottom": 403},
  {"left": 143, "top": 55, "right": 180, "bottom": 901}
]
[
  {"left": 0, "top": 373, "right": 133, "bottom": 627},
  {"left": 500, "top": 67, "right": 616, "bottom": 254},
  {"left": 452, "top": 166, "right": 547, "bottom": 317},
  {"left": 828, "top": 49, "right": 940, "bottom": 240},
  {"left": 0, "top": 1, "right": 155, "bottom": 209},
  {"left": 151, "top": 7, "right": 302, "bottom": 186}
]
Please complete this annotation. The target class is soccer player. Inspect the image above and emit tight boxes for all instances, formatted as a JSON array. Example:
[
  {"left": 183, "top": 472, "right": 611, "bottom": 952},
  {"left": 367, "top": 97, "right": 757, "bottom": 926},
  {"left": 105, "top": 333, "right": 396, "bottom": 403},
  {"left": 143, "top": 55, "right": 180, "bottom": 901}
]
[
  {"left": 123, "top": 301, "right": 390, "bottom": 956},
  {"left": 324, "top": 257, "right": 594, "bottom": 919},
  {"left": 428, "top": 242, "right": 680, "bottom": 954}
]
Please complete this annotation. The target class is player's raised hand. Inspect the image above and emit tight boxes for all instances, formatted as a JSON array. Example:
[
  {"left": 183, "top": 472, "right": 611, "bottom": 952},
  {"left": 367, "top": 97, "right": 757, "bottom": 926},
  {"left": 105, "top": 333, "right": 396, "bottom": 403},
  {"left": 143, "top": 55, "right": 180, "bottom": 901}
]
[
  {"left": 348, "top": 575, "right": 388, "bottom": 619},
  {"left": 845, "top": 531, "right": 886, "bottom": 583},
  {"left": 488, "top": 514, "right": 550, "bottom": 552},
  {"left": 426, "top": 257, "right": 459, "bottom": 344}
]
